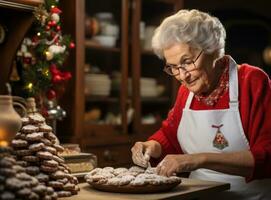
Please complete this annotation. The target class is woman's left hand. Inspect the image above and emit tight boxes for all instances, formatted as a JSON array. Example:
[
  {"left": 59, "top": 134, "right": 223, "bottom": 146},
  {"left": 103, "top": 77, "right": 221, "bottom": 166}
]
[{"left": 156, "top": 154, "right": 204, "bottom": 177}]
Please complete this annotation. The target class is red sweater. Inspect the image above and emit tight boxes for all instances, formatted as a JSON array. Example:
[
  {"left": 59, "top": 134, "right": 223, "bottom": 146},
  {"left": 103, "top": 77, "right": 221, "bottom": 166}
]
[{"left": 149, "top": 64, "right": 271, "bottom": 181}]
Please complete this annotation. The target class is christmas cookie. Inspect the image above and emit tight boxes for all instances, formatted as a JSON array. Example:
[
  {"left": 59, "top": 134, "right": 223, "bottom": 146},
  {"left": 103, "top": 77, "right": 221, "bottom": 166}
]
[
  {"left": 41, "top": 165, "right": 58, "bottom": 173},
  {"left": 43, "top": 146, "right": 57, "bottom": 155},
  {"left": 56, "top": 191, "right": 72, "bottom": 198},
  {"left": 42, "top": 160, "right": 59, "bottom": 168},
  {"left": 25, "top": 166, "right": 40, "bottom": 176},
  {"left": 26, "top": 132, "right": 44, "bottom": 141},
  {"left": 28, "top": 113, "right": 45, "bottom": 124},
  {"left": 22, "top": 156, "right": 40, "bottom": 163},
  {"left": 21, "top": 125, "right": 39, "bottom": 133},
  {"left": 39, "top": 124, "right": 53, "bottom": 132},
  {"left": 11, "top": 139, "right": 28, "bottom": 148},
  {"left": 15, "top": 149, "right": 32, "bottom": 156},
  {"left": 21, "top": 117, "right": 30, "bottom": 125},
  {"left": 36, "top": 151, "right": 54, "bottom": 160}
]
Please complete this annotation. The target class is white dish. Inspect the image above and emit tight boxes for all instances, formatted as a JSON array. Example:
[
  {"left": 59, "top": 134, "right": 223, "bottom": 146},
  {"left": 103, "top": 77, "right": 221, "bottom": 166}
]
[{"left": 92, "top": 35, "right": 117, "bottom": 47}]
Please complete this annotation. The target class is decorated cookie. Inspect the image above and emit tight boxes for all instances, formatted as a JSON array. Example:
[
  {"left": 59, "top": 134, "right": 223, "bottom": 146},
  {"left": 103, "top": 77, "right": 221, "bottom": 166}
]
[
  {"left": 29, "top": 143, "right": 45, "bottom": 152},
  {"left": 11, "top": 139, "right": 28, "bottom": 148},
  {"left": 21, "top": 125, "right": 39, "bottom": 134},
  {"left": 39, "top": 124, "right": 53, "bottom": 132},
  {"left": 28, "top": 113, "right": 45, "bottom": 124}
]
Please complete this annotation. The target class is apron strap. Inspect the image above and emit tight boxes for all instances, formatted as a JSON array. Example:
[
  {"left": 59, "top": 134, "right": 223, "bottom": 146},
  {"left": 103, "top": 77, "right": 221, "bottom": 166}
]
[
  {"left": 184, "top": 92, "right": 194, "bottom": 110},
  {"left": 228, "top": 56, "right": 239, "bottom": 111}
]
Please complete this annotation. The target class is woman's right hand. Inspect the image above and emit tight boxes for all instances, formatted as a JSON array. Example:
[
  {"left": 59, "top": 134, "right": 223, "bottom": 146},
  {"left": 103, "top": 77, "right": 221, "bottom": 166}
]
[{"left": 131, "top": 140, "right": 162, "bottom": 168}]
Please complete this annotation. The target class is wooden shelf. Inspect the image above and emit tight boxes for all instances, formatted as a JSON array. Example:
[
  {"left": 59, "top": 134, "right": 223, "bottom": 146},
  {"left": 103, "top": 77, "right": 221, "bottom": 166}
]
[
  {"left": 141, "top": 49, "right": 155, "bottom": 55},
  {"left": 141, "top": 96, "right": 170, "bottom": 103},
  {"left": 85, "top": 96, "right": 118, "bottom": 103},
  {"left": 0, "top": 0, "right": 43, "bottom": 11},
  {"left": 85, "top": 39, "right": 120, "bottom": 52},
  {"left": 151, "top": 0, "right": 179, "bottom": 4},
  {"left": 85, "top": 96, "right": 170, "bottom": 104},
  {"left": 85, "top": 95, "right": 132, "bottom": 104}
]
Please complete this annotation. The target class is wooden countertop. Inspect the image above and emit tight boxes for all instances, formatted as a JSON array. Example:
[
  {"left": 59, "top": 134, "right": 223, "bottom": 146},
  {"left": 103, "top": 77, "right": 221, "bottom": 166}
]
[{"left": 63, "top": 178, "right": 230, "bottom": 200}]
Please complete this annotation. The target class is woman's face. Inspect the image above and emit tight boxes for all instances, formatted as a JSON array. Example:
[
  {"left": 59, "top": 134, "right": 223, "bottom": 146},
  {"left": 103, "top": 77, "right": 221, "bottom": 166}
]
[{"left": 163, "top": 43, "right": 217, "bottom": 95}]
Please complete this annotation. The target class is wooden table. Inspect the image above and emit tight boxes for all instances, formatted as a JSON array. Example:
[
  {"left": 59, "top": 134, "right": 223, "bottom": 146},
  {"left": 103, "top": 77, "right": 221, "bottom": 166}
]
[{"left": 63, "top": 178, "right": 230, "bottom": 200}]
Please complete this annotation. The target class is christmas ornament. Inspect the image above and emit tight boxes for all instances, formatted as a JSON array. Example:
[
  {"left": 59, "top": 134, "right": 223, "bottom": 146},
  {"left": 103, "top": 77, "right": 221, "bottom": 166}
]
[
  {"left": 50, "top": 20, "right": 57, "bottom": 26},
  {"left": 34, "top": 5, "right": 49, "bottom": 25},
  {"left": 48, "top": 44, "right": 66, "bottom": 54},
  {"left": 51, "top": 6, "right": 62, "bottom": 14},
  {"left": 56, "top": 25, "right": 61, "bottom": 31},
  {"left": 45, "top": 50, "right": 54, "bottom": 60},
  {"left": 51, "top": 13, "right": 60, "bottom": 23},
  {"left": 69, "top": 42, "right": 75, "bottom": 49},
  {"left": 212, "top": 124, "right": 229, "bottom": 150},
  {"left": 47, "top": 89, "right": 56, "bottom": 100}
]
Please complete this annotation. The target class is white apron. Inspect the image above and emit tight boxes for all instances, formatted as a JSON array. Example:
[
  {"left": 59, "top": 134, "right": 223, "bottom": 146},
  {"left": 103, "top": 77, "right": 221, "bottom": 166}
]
[{"left": 177, "top": 57, "right": 271, "bottom": 200}]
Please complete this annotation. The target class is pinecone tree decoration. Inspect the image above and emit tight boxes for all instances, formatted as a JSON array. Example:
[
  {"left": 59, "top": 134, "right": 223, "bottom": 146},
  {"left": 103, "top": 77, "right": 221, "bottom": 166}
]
[
  {"left": 0, "top": 147, "right": 58, "bottom": 199},
  {"left": 11, "top": 98, "right": 79, "bottom": 198}
]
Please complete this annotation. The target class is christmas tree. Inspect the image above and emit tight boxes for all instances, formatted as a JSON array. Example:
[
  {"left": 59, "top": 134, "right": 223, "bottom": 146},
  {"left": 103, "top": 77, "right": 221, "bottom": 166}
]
[{"left": 16, "top": 0, "right": 74, "bottom": 111}]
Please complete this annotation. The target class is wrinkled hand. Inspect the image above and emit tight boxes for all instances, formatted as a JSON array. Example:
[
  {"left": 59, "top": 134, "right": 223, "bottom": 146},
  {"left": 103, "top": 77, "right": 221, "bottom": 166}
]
[
  {"left": 156, "top": 154, "right": 204, "bottom": 177},
  {"left": 131, "top": 140, "right": 161, "bottom": 168}
]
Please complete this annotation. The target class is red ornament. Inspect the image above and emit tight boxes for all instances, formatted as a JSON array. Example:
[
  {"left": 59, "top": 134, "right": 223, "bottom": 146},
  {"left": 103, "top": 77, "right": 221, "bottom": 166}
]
[
  {"left": 23, "top": 57, "right": 31, "bottom": 64},
  {"left": 69, "top": 42, "right": 75, "bottom": 49},
  {"left": 47, "top": 89, "right": 57, "bottom": 100},
  {"left": 41, "top": 107, "right": 49, "bottom": 117},
  {"left": 46, "top": 25, "right": 51, "bottom": 31},
  {"left": 52, "top": 75, "right": 62, "bottom": 83},
  {"left": 51, "top": 7, "right": 62, "bottom": 14},
  {"left": 32, "top": 36, "right": 39, "bottom": 43},
  {"left": 56, "top": 25, "right": 61, "bottom": 31},
  {"left": 61, "top": 72, "right": 72, "bottom": 80},
  {"left": 49, "top": 64, "right": 58, "bottom": 74},
  {"left": 51, "top": 20, "right": 57, "bottom": 26},
  {"left": 50, "top": 64, "right": 72, "bottom": 83},
  {"left": 48, "top": 21, "right": 52, "bottom": 26}
]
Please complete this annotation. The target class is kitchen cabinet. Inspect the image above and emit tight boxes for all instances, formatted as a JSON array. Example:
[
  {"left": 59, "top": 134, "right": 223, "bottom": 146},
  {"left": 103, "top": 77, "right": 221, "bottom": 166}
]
[
  {"left": 58, "top": 0, "right": 182, "bottom": 167},
  {"left": 131, "top": 0, "right": 182, "bottom": 135}
]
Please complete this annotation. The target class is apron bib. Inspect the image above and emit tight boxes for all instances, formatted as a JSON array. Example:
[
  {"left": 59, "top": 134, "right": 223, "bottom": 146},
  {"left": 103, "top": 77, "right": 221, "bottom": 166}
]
[{"left": 177, "top": 57, "right": 271, "bottom": 200}]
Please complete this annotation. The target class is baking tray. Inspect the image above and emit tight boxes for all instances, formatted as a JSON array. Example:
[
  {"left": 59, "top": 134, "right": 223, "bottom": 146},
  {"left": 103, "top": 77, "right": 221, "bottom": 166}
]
[{"left": 88, "top": 181, "right": 181, "bottom": 194}]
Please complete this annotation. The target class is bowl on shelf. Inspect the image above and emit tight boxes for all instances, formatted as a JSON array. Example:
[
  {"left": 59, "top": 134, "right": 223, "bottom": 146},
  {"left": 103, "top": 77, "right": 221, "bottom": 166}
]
[{"left": 92, "top": 35, "right": 117, "bottom": 47}]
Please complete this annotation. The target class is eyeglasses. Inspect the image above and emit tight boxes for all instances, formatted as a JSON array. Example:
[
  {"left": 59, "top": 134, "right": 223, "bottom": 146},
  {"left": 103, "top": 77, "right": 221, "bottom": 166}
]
[{"left": 163, "top": 50, "right": 203, "bottom": 76}]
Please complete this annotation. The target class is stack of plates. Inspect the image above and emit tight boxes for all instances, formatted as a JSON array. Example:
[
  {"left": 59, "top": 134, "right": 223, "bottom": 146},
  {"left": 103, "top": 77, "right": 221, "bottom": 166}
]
[
  {"left": 85, "top": 74, "right": 111, "bottom": 96},
  {"left": 128, "top": 77, "right": 158, "bottom": 97},
  {"left": 140, "top": 78, "right": 158, "bottom": 97}
]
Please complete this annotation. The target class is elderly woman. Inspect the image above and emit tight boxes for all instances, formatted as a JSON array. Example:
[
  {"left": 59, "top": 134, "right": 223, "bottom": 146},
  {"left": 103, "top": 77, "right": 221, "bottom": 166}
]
[{"left": 131, "top": 9, "right": 271, "bottom": 200}]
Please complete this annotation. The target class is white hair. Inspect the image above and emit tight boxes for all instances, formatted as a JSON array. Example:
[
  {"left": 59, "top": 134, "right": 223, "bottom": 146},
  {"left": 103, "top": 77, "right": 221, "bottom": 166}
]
[{"left": 152, "top": 9, "right": 226, "bottom": 58}]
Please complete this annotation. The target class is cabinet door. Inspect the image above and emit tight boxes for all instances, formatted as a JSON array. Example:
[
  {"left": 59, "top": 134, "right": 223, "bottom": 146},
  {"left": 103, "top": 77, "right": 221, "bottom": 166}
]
[
  {"left": 84, "top": 0, "right": 129, "bottom": 138},
  {"left": 131, "top": 0, "right": 182, "bottom": 135}
]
